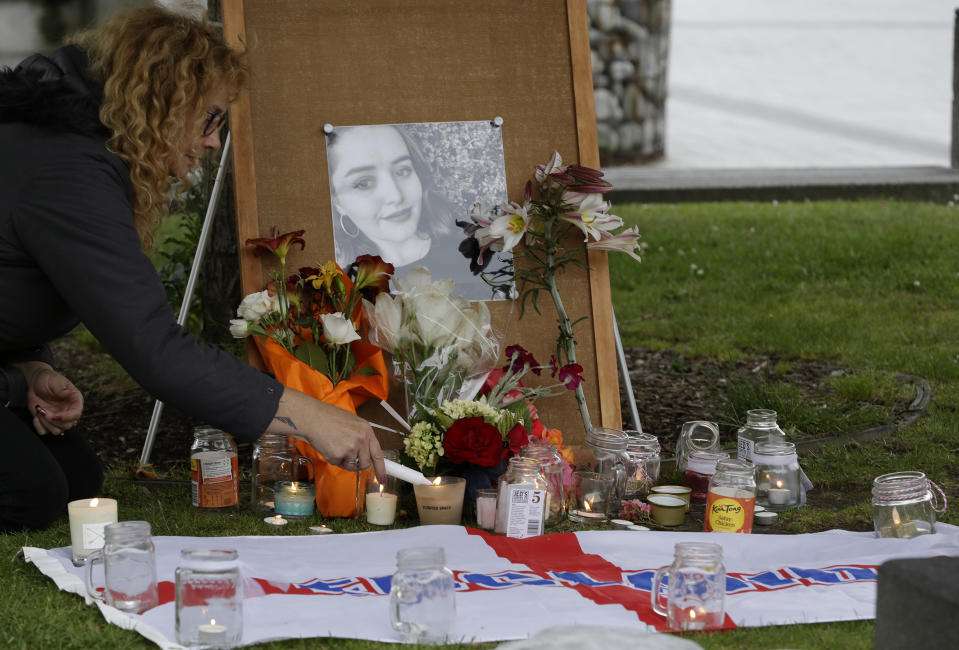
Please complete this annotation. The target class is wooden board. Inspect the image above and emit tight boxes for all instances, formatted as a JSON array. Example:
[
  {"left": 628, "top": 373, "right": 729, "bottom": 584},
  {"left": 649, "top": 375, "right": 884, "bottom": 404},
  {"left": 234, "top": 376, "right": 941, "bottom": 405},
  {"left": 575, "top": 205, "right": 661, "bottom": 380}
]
[{"left": 222, "top": 0, "right": 621, "bottom": 445}]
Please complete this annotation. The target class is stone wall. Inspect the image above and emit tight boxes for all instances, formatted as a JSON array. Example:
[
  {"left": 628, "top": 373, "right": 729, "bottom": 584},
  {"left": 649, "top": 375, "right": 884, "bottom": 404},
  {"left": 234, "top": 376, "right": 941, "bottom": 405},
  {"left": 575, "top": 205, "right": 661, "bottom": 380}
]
[{"left": 587, "top": 0, "right": 671, "bottom": 167}]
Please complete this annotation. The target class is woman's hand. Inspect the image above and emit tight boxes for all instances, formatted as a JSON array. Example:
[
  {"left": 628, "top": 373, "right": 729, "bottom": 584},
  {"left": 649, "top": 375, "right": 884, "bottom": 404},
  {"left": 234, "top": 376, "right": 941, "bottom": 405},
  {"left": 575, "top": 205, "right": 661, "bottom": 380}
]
[
  {"left": 15, "top": 361, "right": 84, "bottom": 436},
  {"left": 267, "top": 387, "right": 386, "bottom": 484}
]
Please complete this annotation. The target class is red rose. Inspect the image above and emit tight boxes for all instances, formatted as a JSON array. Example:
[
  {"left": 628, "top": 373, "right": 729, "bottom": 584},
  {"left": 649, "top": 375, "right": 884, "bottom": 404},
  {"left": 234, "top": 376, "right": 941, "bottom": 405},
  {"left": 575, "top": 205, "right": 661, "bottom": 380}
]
[
  {"left": 505, "top": 423, "right": 529, "bottom": 456},
  {"left": 443, "top": 417, "right": 504, "bottom": 467}
]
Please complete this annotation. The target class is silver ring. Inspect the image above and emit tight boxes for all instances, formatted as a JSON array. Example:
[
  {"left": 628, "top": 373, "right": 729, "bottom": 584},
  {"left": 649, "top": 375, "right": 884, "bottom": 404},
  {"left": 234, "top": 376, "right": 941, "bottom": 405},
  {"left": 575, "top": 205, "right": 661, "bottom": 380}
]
[{"left": 352, "top": 456, "right": 361, "bottom": 467}]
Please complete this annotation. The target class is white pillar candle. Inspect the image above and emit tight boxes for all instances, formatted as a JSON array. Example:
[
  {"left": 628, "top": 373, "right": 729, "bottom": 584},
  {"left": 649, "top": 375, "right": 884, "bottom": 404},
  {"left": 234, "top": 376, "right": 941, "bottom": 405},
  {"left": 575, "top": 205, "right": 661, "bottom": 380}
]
[
  {"left": 68, "top": 497, "right": 118, "bottom": 565},
  {"left": 366, "top": 485, "right": 398, "bottom": 526}
]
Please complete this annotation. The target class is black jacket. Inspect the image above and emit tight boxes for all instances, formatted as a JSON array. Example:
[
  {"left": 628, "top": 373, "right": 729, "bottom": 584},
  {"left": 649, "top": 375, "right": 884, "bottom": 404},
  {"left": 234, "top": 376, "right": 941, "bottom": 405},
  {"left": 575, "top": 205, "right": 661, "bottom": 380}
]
[{"left": 0, "top": 46, "right": 281, "bottom": 440}]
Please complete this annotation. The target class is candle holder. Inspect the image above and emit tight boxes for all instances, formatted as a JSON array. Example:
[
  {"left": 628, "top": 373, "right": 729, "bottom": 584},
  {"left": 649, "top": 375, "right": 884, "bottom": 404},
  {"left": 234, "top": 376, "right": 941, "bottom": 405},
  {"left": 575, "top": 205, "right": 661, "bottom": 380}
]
[
  {"left": 274, "top": 481, "right": 316, "bottom": 519},
  {"left": 754, "top": 441, "right": 802, "bottom": 511},
  {"left": 474, "top": 488, "right": 498, "bottom": 531},
  {"left": 366, "top": 476, "right": 399, "bottom": 526},
  {"left": 568, "top": 471, "right": 614, "bottom": 524},
  {"left": 84, "top": 521, "right": 158, "bottom": 614},
  {"left": 872, "top": 471, "right": 946, "bottom": 539},
  {"left": 175, "top": 549, "right": 242, "bottom": 649},
  {"left": 650, "top": 485, "right": 692, "bottom": 512},
  {"left": 413, "top": 476, "right": 466, "bottom": 525},
  {"left": 68, "top": 497, "right": 118, "bottom": 566},
  {"left": 647, "top": 494, "right": 687, "bottom": 527},
  {"left": 651, "top": 542, "right": 726, "bottom": 631}
]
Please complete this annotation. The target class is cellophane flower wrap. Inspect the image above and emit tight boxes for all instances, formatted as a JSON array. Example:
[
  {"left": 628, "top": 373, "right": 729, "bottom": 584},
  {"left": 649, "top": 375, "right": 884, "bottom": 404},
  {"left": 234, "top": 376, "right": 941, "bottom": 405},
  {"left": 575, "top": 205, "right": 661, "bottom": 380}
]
[
  {"left": 399, "top": 343, "right": 581, "bottom": 501},
  {"left": 232, "top": 227, "right": 393, "bottom": 517},
  {"left": 363, "top": 267, "right": 503, "bottom": 422}
]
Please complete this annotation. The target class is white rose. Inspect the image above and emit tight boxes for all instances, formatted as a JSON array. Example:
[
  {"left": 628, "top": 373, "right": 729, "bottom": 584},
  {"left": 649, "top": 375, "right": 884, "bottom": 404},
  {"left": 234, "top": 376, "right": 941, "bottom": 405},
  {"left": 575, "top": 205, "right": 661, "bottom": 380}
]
[
  {"left": 236, "top": 290, "right": 279, "bottom": 321},
  {"left": 320, "top": 312, "right": 361, "bottom": 345},
  {"left": 228, "top": 318, "right": 250, "bottom": 339}
]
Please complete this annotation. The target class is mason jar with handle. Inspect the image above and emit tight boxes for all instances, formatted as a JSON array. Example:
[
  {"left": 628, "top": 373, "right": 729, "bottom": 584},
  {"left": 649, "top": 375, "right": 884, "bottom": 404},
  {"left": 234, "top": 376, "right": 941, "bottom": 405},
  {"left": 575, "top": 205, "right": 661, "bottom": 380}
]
[
  {"left": 85, "top": 521, "right": 158, "bottom": 614},
  {"left": 651, "top": 542, "right": 726, "bottom": 631},
  {"left": 575, "top": 427, "right": 630, "bottom": 507},
  {"left": 389, "top": 546, "right": 456, "bottom": 644}
]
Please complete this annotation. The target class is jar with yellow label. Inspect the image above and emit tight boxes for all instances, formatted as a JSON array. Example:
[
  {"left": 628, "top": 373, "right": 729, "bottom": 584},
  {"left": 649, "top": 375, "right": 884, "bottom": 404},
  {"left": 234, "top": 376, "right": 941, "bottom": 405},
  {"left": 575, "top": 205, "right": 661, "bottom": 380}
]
[{"left": 704, "top": 459, "right": 756, "bottom": 534}]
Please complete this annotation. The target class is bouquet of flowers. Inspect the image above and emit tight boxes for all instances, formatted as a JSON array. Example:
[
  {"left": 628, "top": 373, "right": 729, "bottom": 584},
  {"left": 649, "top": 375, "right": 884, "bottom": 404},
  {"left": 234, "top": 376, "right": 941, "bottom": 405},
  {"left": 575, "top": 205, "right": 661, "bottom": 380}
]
[
  {"left": 402, "top": 343, "right": 581, "bottom": 499},
  {"left": 232, "top": 226, "right": 394, "bottom": 388},
  {"left": 230, "top": 226, "right": 394, "bottom": 516},
  {"left": 363, "top": 267, "right": 502, "bottom": 421},
  {"left": 464, "top": 153, "right": 642, "bottom": 432}
]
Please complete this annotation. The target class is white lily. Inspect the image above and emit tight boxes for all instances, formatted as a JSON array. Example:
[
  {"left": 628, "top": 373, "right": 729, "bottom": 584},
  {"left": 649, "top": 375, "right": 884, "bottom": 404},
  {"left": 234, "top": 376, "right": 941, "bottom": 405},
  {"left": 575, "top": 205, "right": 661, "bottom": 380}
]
[
  {"left": 587, "top": 226, "right": 643, "bottom": 263},
  {"left": 488, "top": 201, "right": 532, "bottom": 252}
]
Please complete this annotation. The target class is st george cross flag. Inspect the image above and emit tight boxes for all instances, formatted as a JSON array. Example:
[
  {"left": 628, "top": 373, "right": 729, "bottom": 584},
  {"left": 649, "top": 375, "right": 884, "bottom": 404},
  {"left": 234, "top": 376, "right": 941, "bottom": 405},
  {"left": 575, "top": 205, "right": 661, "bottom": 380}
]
[{"left": 23, "top": 524, "right": 959, "bottom": 648}]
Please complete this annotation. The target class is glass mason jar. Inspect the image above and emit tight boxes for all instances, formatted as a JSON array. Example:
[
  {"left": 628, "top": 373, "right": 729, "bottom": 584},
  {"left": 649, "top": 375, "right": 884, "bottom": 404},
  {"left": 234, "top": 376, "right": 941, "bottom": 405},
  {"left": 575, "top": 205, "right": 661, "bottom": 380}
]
[
  {"left": 175, "top": 549, "right": 242, "bottom": 648},
  {"left": 494, "top": 457, "right": 548, "bottom": 537},
  {"left": 683, "top": 450, "right": 729, "bottom": 504},
  {"left": 754, "top": 441, "right": 802, "bottom": 511},
  {"left": 389, "top": 547, "right": 456, "bottom": 644},
  {"left": 576, "top": 427, "right": 630, "bottom": 504},
  {"left": 190, "top": 427, "right": 239, "bottom": 512},
  {"left": 676, "top": 421, "right": 720, "bottom": 473},
  {"left": 736, "top": 409, "right": 786, "bottom": 463},
  {"left": 251, "top": 433, "right": 314, "bottom": 512},
  {"left": 520, "top": 442, "right": 566, "bottom": 526},
  {"left": 704, "top": 459, "right": 757, "bottom": 534},
  {"left": 651, "top": 542, "right": 726, "bottom": 631},
  {"left": 623, "top": 431, "right": 660, "bottom": 498},
  {"left": 85, "top": 521, "right": 158, "bottom": 614},
  {"left": 872, "top": 471, "right": 945, "bottom": 538}
]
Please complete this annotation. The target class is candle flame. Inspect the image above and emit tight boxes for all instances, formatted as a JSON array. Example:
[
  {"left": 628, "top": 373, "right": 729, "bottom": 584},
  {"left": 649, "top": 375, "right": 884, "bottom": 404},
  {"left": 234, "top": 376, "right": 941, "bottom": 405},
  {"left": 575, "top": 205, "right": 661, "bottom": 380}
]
[
  {"left": 89, "top": 498, "right": 99, "bottom": 507},
  {"left": 689, "top": 609, "right": 697, "bottom": 620},
  {"left": 290, "top": 483, "right": 297, "bottom": 493},
  {"left": 432, "top": 476, "right": 443, "bottom": 486},
  {"left": 892, "top": 506, "right": 901, "bottom": 526},
  {"left": 583, "top": 500, "right": 593, "bottom": 512},
  {"left": 775, "top": 480, "right": 784, "bottom": 489},
  {"left": 210, "top": 618, "right": 216, "bottom": 626}
]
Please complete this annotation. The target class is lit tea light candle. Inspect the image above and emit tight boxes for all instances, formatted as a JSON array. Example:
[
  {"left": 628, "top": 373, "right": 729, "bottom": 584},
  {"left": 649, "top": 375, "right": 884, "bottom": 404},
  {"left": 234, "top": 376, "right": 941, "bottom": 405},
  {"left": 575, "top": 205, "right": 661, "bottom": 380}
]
[
  {"left": 881, "top": 506, "right": 919, "bottom": 538},
  {"left": 677, "top": 606, "right": 708, "bottom": 631},
  {"left": 366, "top": 482, "right": 398, "bottom": 526},
  {"left": 767, "top": 480, "right": 790, "bottom": 505},
  {"left": 264, "top": 514, "right": 287, "bottom": 526},
  {"left": 67, "top": 497, "right": 118, "bottom": 566},
  {"left": 309, "top": 524, "right": 333, "bottom": 534},
  {"left": 197, "top": 618, "right": 228, "bottom": 644},
  {"left": 274, "top": 481, "right": 315, "bottom": 518}
]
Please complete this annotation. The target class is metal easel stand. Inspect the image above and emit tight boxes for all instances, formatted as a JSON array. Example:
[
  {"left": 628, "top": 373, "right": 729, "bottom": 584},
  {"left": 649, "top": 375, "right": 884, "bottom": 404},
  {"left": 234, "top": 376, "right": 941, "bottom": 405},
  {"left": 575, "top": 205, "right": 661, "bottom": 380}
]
[
  {"left": 139, "top": 133, "right": 232, "bottom": 467},
  {"left": 613, "top": 306, "right": 643, "bottom": 433}
]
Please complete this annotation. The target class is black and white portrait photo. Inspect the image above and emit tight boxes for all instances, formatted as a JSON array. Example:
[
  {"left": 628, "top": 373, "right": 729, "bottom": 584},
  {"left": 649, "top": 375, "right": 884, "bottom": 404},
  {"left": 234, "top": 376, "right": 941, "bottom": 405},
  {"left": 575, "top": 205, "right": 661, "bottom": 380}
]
[{"left": 325, "top": 120, "right": 512, "bottom": 301}]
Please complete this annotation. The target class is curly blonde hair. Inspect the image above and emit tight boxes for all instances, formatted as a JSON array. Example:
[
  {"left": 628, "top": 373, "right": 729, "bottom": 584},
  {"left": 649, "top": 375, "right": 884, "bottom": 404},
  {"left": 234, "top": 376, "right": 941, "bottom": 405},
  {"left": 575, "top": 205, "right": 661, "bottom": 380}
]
[{"left": 69, "top": 5, "right": 246, "bottom": 248}]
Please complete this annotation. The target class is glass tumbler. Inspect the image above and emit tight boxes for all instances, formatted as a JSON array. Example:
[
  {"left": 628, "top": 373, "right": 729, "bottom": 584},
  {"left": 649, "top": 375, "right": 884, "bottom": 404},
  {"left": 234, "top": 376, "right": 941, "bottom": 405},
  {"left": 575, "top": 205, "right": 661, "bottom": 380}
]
[
  {"left": 651, "top": 542, "right": 726, "bottom": 631},
  {"left": 872, "top": 471, "right": 946, "bottom": 538},
  {"left": 389, "top": 547, "right": 456, "bottom": 644},
  {"left": 85, "top": 521, "right": 158, "bottom": 614},
  {"left": 175, "top": 549, "right": 243, "bottom": 649}
]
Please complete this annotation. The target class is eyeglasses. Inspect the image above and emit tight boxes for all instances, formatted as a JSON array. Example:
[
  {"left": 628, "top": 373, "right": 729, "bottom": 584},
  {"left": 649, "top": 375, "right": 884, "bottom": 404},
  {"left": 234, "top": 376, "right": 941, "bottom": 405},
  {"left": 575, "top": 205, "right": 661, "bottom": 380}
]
[{"left": 201, "top": 109, "right": 226, "bottom": 137}]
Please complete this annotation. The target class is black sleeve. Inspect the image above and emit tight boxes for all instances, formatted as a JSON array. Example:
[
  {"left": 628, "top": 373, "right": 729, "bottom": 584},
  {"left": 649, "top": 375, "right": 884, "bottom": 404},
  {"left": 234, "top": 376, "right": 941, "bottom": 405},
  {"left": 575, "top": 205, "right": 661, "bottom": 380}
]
[{"left": 13, "top": 141, "right": 282, "bottom": 441}]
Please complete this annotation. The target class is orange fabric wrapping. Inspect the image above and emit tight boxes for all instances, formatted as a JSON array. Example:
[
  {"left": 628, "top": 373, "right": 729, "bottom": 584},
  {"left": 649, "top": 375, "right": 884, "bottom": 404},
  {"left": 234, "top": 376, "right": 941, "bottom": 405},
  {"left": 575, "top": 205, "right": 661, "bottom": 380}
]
[{"left": 254, "top": 336, "right": 389, "bottom": 517}]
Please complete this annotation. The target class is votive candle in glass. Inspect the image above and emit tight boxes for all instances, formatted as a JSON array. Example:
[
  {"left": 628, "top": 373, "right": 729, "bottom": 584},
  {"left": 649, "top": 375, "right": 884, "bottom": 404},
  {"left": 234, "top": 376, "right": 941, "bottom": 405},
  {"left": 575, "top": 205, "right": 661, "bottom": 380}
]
[
  {"left": 274, "top": 481, "right": 315, "bottom": 518},
  {"left": 366, "top": 477, "right": 398, "bottom": 526},
  {"left": 68, "top": 497, "right": 118, "bottom": 566},
  {"left": 475, "top": 488, "right": 498, "bottom": 530},
  {"left": 413, "top": 476, "right": 466, "bottom": 525}
]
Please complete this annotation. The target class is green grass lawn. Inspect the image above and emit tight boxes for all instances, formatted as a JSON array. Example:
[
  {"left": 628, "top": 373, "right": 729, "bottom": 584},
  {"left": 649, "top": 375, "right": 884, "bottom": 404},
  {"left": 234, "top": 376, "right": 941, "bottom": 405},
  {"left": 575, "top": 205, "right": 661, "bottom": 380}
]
[{"left": 3, "top": 198, "right": 957, "bottom": 649}]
